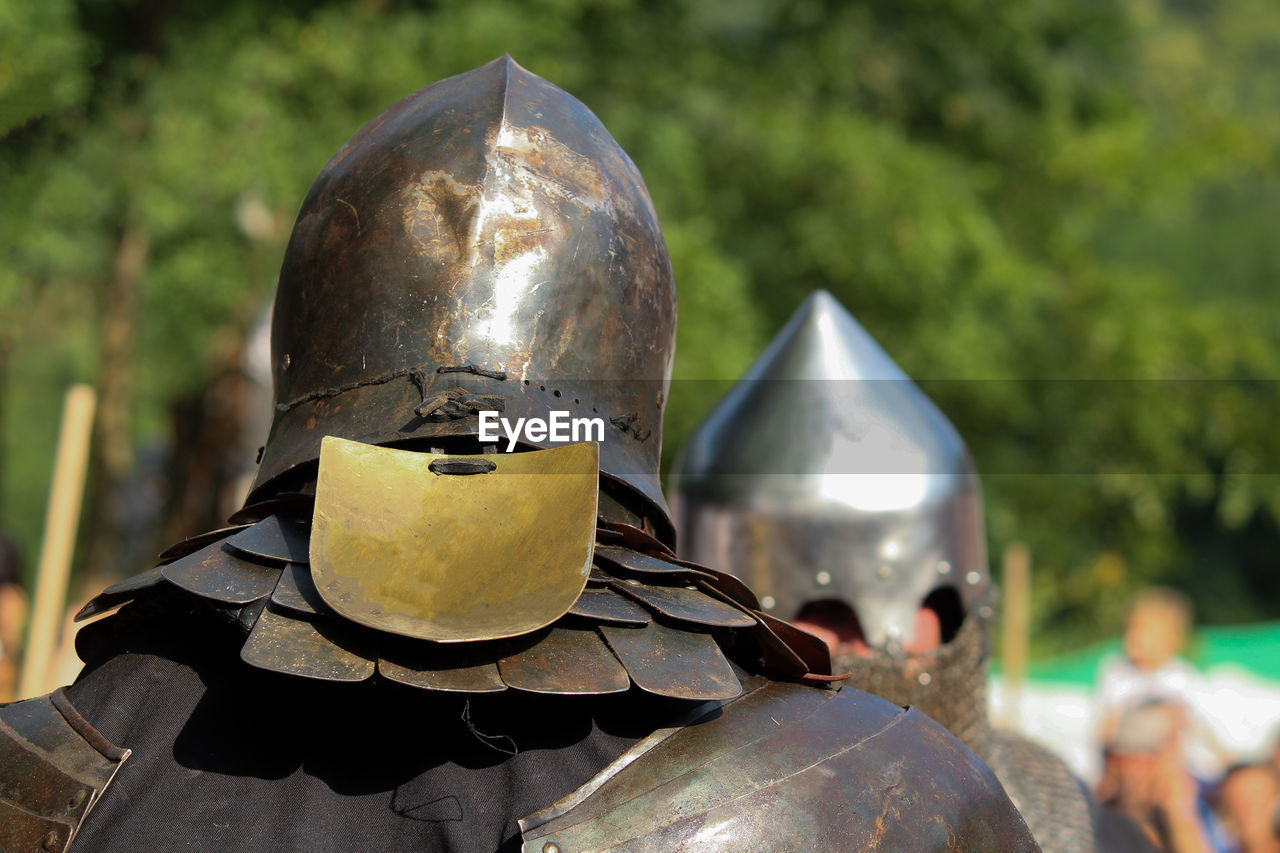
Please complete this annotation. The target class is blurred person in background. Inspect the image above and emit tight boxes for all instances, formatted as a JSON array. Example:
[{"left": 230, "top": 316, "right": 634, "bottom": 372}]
[
  {"left": 1097, "top": 588, "right": 1231, "bottom": 787},
  {"left": 0, "top": 532, "right": 27, "bottom": 701},
  {"left": 1215, "top": 735, "right": 1280, "bottom": 853},
  {"left": 1098, "top": 699, "right": 1229, "bottom": 853}
]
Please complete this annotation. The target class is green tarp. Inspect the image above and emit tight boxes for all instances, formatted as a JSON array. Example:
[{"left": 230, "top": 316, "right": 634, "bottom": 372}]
[{"left": 996, "top": 621, "right": 1280, "bottom": 687}]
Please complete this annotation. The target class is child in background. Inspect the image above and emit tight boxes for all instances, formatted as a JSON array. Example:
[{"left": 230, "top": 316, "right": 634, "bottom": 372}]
[
  {"left": 1098, "top": 589, "right": 1197, "bottom": 732},
  {"left": 1097, "top": 587, "right": 1227, "bottom": 784}
]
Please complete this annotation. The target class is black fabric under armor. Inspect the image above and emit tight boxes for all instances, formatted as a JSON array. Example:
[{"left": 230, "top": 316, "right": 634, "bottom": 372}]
[{"left": 64, "top": 593, "right": 662, "bottom": 853}]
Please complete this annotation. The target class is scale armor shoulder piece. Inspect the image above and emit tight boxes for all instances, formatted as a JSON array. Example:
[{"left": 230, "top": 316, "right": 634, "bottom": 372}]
[
  {"left": 0, "top": 689, "right": 130, "bottom": 853},
  {"left": 519, "top": 679, "right": 1040, "bottom": 852},
  {"left": 76, "top": 503, "right": 835, "bottom": 702}
]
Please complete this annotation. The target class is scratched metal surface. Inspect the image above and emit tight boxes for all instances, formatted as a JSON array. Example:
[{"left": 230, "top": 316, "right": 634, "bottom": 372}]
[
  {"left": 520, "top": 679, "right": 1040, "bottom": 852},
  {"left": 0, "top": 691, "right": 130, "bottom": 853},
  {"left": 160, "top": 545, "right": 282, "bottom": 606},
  {"left": 252, "top": 56, "right": 677, "bottom": 538}
]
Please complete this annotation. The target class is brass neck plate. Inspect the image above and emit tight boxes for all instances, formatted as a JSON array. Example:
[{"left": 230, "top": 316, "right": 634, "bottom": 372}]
[{"left": 311, "top": 436, "right": 599, "bottom": 642}]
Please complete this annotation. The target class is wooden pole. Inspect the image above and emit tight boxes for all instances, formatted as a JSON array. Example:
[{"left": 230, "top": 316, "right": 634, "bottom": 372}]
[
  {"left": 18, "top": 384, "right": 96, "bottom": 699},
  {"left": 1000, "top": 541, "right": 1031, "bottom": 727}
]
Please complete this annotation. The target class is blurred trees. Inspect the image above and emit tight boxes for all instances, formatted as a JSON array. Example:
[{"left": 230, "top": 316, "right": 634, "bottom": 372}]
[{"left": 2, "top": 0, "right": 1278, "bottom": 654}]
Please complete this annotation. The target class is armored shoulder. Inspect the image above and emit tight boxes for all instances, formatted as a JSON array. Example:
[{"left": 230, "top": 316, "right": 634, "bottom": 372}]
[
  {"left": 982, "top": 728, "right": 1100, "bottom": 853},
  {"left": 0, "top": 689, "right": 129, "bottom": 853},
  {"left": 520, "top": 679, "right": 1040, "bottom": 852}
]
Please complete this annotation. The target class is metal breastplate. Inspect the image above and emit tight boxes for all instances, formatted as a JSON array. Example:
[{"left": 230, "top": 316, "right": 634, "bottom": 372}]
[
  {"left": 519, "top": 678, "right": 1040, "bottom": 852},
  {"left": 836, "top": 617, "right": 1100, "bottom": 853},
  {"left": 0, "top": 689, "right": 129, "bottom": 852}
]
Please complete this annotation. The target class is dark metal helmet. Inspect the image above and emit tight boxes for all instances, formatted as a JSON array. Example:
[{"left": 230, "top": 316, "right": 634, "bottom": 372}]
[
  {"left": 670, "top": 290, "right": 989, "bottom": 649},
  {"left": 251, "top": 55, "right": 676, "bottom": 538}
]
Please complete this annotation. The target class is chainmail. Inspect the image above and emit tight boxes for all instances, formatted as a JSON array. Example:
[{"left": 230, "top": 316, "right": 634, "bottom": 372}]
[
  {"left": 836, "top": 615, "right": 1097, "bottom": 853},
  {"left": 985, "top": 729, "right": 1101, "bottom": 853},
  {"left": 835, "top": 614, "right": 993, "bottom": 750}
]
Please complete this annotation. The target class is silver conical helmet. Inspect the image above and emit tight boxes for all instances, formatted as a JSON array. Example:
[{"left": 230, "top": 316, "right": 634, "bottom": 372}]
[{"left": 670, "top": 290, "right": 988, "bottom": 649}]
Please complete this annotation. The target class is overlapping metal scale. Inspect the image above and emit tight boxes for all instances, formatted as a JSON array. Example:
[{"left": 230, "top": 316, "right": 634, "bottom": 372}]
[
  {"left": 160, "top": 545, "right": 282, "bottom": 605},
  {"left": 156, "top": 524, "right": 253, "bottom": 562},
  {"left": 78, "top": 514, "right": 832, "bottom": 701},
  {"left": 74, "top": 566, "right": 167, "bottom": 621}
]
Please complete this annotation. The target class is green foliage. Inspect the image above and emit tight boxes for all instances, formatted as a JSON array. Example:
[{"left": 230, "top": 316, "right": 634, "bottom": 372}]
[
  {"left": 0, "top": 0, "right": 94, "bottom": 134},
  {"left": 3, "top": 0, "right": 1279, "bottom": 653}
]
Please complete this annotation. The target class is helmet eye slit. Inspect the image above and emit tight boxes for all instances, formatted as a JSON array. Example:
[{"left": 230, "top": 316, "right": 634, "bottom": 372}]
[{"left": 922, "top": 587, "right": 965, "bottom": 644}]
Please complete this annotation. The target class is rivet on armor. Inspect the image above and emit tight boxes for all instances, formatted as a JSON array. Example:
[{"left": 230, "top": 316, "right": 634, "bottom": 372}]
[
  {"left": 979, "top": 605, "right": 993, "bottom": 619},
  {"left": 918, "top": 672, "right": 932, "bottom": 686},
  {"left": 815, "top": 570, "right": 831, "bottom": 586},
  {"left": 42, "top": 830, "right": 60, "bottom": 851},
  {"left": 875, "top": 565, "right": 891, "bottom": 580},
  {"left": 761, "top": 595, "right": 776, "bottom": 609},
  {"left": 281, "top": 353, "right": 292, "bottom": 371},
  {"left": 543, "top": 843, "right": 562, "bottom": 853},
  {"left": 965, "top": 571, "right": 981, "bottom": 585},
  {"left": 937, "top": 560, "right": 951, "bottom": 575},
  {"left": 67, "top": 788, "right": 87, "bottom": 810}
]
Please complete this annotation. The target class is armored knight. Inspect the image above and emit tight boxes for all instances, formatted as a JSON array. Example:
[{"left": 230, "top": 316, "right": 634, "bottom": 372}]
[
  {"left": 672, "top": 290, "right": 1152, "bottom": 853},
  {"left": 0, "top": 61, "right": 1037, "bottom": 852}
]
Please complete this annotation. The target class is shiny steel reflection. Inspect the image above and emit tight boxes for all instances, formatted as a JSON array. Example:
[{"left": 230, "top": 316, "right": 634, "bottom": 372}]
[
  {"left": 671, "top": 290, "right": 989, "bottom": 646},
  {"left": 253, "top": 55, "right": 677, "bottom": 536}
]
